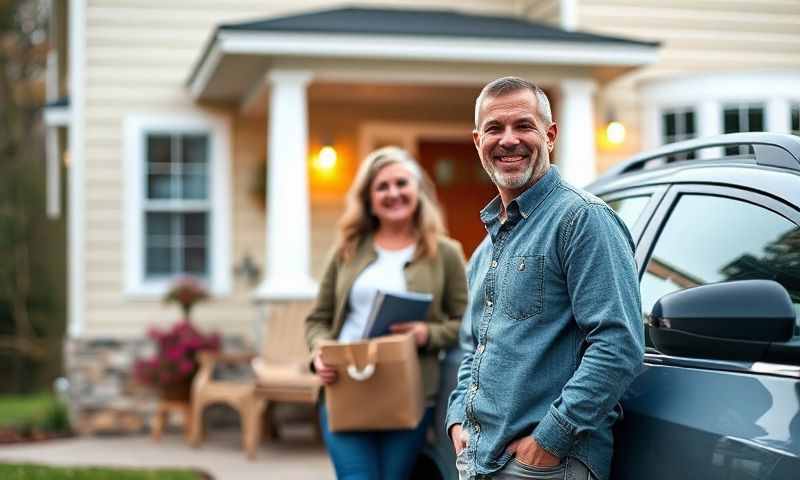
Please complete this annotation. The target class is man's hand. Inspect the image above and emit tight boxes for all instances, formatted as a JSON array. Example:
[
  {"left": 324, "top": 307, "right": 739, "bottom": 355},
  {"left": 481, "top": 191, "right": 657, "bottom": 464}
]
[
  {"left": 506, "top": 436, "right": 560, "bottom": 468},
  {"left": 449, "top": 423, "right": 468, "bottom": 454},
  {"left": 389, "top": 321, "right": 429, "bottom": 346},
  {"left": 312, "top": 350, "right": 338, "bottom": 385}
]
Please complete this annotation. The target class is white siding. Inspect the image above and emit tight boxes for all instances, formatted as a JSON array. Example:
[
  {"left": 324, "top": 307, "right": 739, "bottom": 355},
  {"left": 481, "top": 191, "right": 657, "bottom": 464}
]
[
  {"left": 80, "top": 0, "right": 519, "bottom": 338},
  {"left": 577, "top": 0, "right": 800, "bottom": 171}
]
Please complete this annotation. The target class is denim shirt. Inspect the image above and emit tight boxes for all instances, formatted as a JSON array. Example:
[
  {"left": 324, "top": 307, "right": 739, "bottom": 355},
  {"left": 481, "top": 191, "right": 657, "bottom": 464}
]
[{"left": 445, "top": 166, "right": 644, "bottom": 480}]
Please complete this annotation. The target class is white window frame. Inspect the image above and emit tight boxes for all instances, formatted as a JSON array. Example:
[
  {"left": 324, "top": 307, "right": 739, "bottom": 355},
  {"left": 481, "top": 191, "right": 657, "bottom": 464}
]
[
  {"left": 722, "top": 102, "right": 765, "bottom": 155},
  {"left": 641, "top": 71, "right": 800, "bottom": 155},
  {"left": 661, "top": 106, "right": 696, "bottom": 145},
  {"left": 722, "top": 102, "right": 765, "bottom": 133},
  {"left": 123, "top": 112, "right": 232, "bottom": 298}
]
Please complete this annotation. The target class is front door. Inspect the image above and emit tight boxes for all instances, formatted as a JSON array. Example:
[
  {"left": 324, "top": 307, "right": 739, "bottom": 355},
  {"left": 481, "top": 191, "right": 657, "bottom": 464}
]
[{"left": 417, "top": 140, "right": 497, "bottom": 258}]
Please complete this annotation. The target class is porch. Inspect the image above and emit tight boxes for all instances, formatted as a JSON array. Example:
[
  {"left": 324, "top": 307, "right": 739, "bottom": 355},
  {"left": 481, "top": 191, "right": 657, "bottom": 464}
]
[{"left": 185, "top": 7, "right": 658, "bottom": 303}]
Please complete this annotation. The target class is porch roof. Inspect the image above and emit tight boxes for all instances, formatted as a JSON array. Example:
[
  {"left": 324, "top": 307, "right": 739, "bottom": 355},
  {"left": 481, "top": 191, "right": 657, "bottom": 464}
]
[
  {"left": 216, "top": 7, "right": 656, "bottom": 45},
  {"left": 187, "top": 6, "right": 659, "bottom": 102}
]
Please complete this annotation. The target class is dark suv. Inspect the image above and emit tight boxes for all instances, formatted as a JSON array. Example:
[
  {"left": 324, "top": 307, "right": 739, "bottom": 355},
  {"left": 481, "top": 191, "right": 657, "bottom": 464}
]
[
  {"left": 589, "top": 132, "right": 800, "bottom": 479},
  {"left": 420, "top": 133, "right": 800, "bottom": 480}
]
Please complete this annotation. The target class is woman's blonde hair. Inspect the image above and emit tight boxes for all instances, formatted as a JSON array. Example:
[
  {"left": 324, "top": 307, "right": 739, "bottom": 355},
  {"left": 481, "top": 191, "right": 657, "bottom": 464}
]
[{"left": 336, "top": 146, "right": 446, "bottom": 262}]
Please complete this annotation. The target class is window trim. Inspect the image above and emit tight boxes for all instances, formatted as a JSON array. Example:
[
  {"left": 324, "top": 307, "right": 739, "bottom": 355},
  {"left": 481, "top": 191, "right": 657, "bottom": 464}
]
[
  {"left": 123, "top": 112, "right": 232, "bottom": 298},
  {"left": 791, "top": 103, "right": 800, "bottom": 136},
  {"left": 641, "top": 71, "right": 800, "bottom": 152},
  {"left": 722, "top": 103, "right": 766, "bottom": 155},
  {"left": 660, "top": 106, "right": 696, "bottom": 144}
]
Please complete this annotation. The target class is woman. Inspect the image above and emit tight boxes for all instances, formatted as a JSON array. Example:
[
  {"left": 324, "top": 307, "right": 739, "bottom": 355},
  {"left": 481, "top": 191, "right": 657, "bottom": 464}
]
[{"left": 305, "top": 146, "right": 469, "bottom": 480}]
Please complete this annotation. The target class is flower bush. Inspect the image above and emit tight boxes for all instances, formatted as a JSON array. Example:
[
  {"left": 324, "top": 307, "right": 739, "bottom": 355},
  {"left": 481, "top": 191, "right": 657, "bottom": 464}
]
[
  {"left": 133, "top": 320, "right": 220, "bottom": 390},
  {"left": 163, "top": 276, "right": 209, "bottom": 318}
]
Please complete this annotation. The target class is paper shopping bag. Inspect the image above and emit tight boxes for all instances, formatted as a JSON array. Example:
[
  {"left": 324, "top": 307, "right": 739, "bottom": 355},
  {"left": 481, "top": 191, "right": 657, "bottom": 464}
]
[{"left": 318, "top": 334, "right": 424, "bottom": 432}]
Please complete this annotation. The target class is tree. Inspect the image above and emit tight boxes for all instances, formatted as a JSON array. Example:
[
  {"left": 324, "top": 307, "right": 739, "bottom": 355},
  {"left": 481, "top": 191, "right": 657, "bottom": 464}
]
[{"left": 0, "top": 0, "right": 64, "bottom": 393}]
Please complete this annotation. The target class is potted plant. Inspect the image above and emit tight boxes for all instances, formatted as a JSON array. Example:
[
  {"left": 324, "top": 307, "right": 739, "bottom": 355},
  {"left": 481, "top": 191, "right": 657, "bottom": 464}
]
[
  {"left": 162, "top": 276, "right": 209, "bottom": 320},
  {"left": 133, "top": 277, "right": 219, "bottom": 401}
]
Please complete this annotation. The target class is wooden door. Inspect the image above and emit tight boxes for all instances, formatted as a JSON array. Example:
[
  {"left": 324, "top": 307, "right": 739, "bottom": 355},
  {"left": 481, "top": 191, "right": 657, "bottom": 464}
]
[{"left": 417, "top": 140, "right": 497, "bottom": 258}]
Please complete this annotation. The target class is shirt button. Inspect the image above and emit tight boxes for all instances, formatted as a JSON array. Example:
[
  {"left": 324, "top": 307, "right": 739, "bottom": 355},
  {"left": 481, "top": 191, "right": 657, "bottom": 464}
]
[
  {"left": 486, "top": 299, "right": 493, "bottom": 307},
  {"left": 475, "top": 424, "right": 481, "bottom": 432},
  {"left": 477, "top": 344, "right": 485, "bottom": 353},
  {"left": 470, "top": 384, "right": 478, "bottom": 392},
  {"left": 491, "top": 260, "right": 498, "bottom": 268}
]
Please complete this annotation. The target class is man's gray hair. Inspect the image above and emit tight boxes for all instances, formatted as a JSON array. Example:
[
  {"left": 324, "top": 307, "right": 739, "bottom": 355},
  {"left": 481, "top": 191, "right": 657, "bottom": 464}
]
[{"left": 474, "top": 77, "right": 553, "bottom": 128}]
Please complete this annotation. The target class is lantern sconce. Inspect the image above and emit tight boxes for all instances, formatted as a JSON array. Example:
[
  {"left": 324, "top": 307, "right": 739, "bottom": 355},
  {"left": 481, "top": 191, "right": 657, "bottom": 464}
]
[
  {"left": 604, "top": 109, "right": 626, "bottom": 146},
  {"left": 312, "top": 134, "right": 338, "bottom": 176}
]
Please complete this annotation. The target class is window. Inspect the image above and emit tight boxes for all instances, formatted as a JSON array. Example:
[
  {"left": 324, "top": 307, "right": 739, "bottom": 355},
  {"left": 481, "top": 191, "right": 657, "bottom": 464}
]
[
  {"left": 791, "top": 104, "right": 800, "bottom": 137},
  {"left": 641, "top": 195, "right": 800, "bottom": 335},
  {"left": 606, "top": 196, "right": 651, "bottom": 234},
  {"left": 124, "top": 114, "right": 231, "bottom": 297},
  {"left": 723, "top": 104, "right": 764, "bottom": 155},
  {"left": 661, "top": 108, "right": 696, "bottom": 161},
  {"left": 144, "top": 133, "right": 210, "bottom": 278}
]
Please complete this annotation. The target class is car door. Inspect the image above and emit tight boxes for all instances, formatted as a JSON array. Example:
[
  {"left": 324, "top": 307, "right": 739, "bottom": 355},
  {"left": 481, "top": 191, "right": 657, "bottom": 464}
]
[{"left": 607, "top": 184, "right": 800, "bottom": 480}]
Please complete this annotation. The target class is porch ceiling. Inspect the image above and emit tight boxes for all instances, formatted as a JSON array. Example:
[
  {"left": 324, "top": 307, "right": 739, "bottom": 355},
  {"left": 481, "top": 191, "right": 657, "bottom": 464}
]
[{"left": 186, "top": 7, "right": 659, "bottom": 104}]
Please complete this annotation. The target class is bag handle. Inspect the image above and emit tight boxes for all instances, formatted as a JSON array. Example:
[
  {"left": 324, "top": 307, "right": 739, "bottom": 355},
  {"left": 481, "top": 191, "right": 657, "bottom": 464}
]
[{"left": 344, "top": 341, "right": 378, "bottom": 382}]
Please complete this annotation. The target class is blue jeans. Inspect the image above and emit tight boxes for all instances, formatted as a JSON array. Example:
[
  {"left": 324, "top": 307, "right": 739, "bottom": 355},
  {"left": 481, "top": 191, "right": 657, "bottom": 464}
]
[{"left": 319, "top": 404, "right": 434, "bottom": 480}]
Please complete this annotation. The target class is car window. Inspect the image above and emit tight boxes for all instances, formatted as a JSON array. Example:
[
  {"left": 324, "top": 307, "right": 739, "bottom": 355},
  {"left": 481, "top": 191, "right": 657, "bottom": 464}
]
[
  {"left": 641, "top": 194, "right": 800, "bottom": 337},
  {"left": 606, "top": 196, "right": 651, "bottom": 233}
]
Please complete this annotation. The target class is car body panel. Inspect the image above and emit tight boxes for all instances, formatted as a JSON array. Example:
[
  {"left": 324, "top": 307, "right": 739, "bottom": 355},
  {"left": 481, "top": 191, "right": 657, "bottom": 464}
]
[
  {"left": 612, "top": 357, "right": 800, "bottom": 480},
  {"left": 591, "top": 148, "right": 800, "bottom": 480}
]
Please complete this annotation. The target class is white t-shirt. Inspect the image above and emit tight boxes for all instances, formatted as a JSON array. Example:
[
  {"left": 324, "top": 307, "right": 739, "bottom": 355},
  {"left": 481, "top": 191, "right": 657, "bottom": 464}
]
[{"left": 337, "top": 243, "right": 416, "bottom": 342}]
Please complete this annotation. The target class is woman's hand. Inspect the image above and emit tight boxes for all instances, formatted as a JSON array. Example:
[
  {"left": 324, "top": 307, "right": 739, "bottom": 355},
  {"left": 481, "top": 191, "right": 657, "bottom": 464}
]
[
  {"left": 389, "top": 321, "right": 430, "bottom": 346},
  {"left": 313, "top": 350, "right": 338, "bottom": 385}
]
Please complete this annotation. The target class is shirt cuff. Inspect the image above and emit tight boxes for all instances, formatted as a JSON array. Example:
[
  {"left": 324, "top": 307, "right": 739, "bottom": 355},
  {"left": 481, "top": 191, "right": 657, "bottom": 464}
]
[
  {"left": 532, "top": 407, "right": 575, "bottom": 459},
  {"left": 445, "top": 405, "right": 465, "bottom": 435}
]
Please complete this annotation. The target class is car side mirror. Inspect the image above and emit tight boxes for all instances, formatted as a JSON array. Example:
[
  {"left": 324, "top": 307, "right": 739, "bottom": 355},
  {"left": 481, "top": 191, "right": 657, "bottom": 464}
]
[{"left": 648, "top": 280, "right": 796, "bottom": 362}]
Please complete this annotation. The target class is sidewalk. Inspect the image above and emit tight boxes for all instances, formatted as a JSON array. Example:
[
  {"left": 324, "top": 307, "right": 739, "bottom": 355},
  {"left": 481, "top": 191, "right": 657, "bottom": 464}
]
[{"left": 0, "top": 427, "right": 334, "bottom": 480}]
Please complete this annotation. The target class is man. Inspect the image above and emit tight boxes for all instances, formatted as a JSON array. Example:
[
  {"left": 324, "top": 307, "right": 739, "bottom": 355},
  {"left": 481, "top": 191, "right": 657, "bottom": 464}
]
[{"left": 446, "top": 77, "right": 644, "bottom": 480}]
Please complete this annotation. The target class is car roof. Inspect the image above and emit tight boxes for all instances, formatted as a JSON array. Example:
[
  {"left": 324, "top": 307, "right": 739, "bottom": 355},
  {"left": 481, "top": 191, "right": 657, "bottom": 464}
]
[
  {"left": 587, "top": 133, "right": 800, "bottom": 209},
  {"left": 588, "top": 160, "right": 800, "bottom": 208}
]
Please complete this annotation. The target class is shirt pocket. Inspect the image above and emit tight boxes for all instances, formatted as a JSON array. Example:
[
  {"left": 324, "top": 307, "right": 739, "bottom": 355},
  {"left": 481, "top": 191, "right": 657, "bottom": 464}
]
[{"left": 502, "top": 255, "right": 545, "bottom": 321}]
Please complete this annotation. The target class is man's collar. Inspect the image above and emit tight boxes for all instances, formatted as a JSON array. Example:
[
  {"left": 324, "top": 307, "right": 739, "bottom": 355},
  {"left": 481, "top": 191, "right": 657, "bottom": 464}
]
[{"left": 480, "top": 166, "right": 561, "bottom": 226}]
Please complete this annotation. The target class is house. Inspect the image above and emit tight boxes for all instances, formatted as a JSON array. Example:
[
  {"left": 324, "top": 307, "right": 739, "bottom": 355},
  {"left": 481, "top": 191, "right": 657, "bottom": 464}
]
[{"left": 41, "top": 1, "right": 799, "bottom": 430}]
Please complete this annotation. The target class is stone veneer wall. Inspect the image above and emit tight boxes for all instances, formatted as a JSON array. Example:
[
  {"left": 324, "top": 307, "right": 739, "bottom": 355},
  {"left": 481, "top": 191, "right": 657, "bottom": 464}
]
[{"left": 64, "top": 336, "right": 249, "bottom": 435}]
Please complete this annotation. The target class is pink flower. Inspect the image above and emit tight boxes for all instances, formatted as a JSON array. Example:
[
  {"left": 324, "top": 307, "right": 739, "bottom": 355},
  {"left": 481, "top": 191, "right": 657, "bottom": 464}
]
[
  {"left": 133, "top": 318, "right": 220, "bottom": 390},
  {"left": 166, "top": 347, "right": 183, "bottom": 361},
  {"left": 179, "top": 360, "right": 194, "bottom": 374}
]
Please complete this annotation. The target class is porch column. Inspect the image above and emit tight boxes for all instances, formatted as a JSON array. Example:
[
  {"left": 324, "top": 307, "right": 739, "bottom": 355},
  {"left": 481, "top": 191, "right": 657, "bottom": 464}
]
[
  {"left": 253, "top": 70, "right": 317, "bottom": 300},
  {"left": 698, "top": 99, "right": 722, "bottom": 159},
  {"left": 767, "top": 98, "right": 790, "bottom": 134},
  {"left": 556, "top": 79, "right": 596, "bottom": 187}
]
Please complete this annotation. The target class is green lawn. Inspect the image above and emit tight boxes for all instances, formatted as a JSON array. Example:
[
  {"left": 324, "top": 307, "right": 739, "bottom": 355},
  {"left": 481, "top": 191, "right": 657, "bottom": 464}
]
[
  {"left": 0, "top": 392, "right": 69, "bottom": 433},
  {"left": 0, "top": 464, "right": 205, "bottom": 480},
  {"left": 0, "top": 393, "right": 57, "bottom": 427}
]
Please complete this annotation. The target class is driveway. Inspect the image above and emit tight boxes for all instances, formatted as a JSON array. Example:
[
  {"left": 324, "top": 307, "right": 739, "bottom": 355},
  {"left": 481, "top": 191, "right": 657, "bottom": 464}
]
[{"left": 0, "top": 427, "right": 334, "bottom": 480}]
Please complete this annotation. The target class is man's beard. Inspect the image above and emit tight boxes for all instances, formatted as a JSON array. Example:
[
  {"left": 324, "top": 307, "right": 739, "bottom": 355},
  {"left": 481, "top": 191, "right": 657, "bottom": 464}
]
[
  {"left": 490, "top": 160, "right": 534, "bottom": 189},
  {"left": 483, "top": 149, "right": 546, "bottom": 190}
]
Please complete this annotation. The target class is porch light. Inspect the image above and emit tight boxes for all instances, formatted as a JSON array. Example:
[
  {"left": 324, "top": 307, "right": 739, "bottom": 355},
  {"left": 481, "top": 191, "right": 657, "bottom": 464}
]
[
  {"left": 313, "top": 145, "right": 338, "bottom": 173},
  {"left": 605, "top": 121, "right": 626, "bottom": 145}
]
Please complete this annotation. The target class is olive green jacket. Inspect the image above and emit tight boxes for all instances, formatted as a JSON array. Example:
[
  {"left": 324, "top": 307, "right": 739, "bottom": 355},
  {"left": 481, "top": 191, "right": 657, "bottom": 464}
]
[{"left": 305, "top": 235, "right": 469, "bottom": 400}]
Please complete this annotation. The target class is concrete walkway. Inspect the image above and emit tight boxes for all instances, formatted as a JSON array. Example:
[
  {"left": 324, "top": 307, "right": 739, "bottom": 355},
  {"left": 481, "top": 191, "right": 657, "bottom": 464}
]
[{"left": 0, "top": 428, "right": 335, "bottom": 480}]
